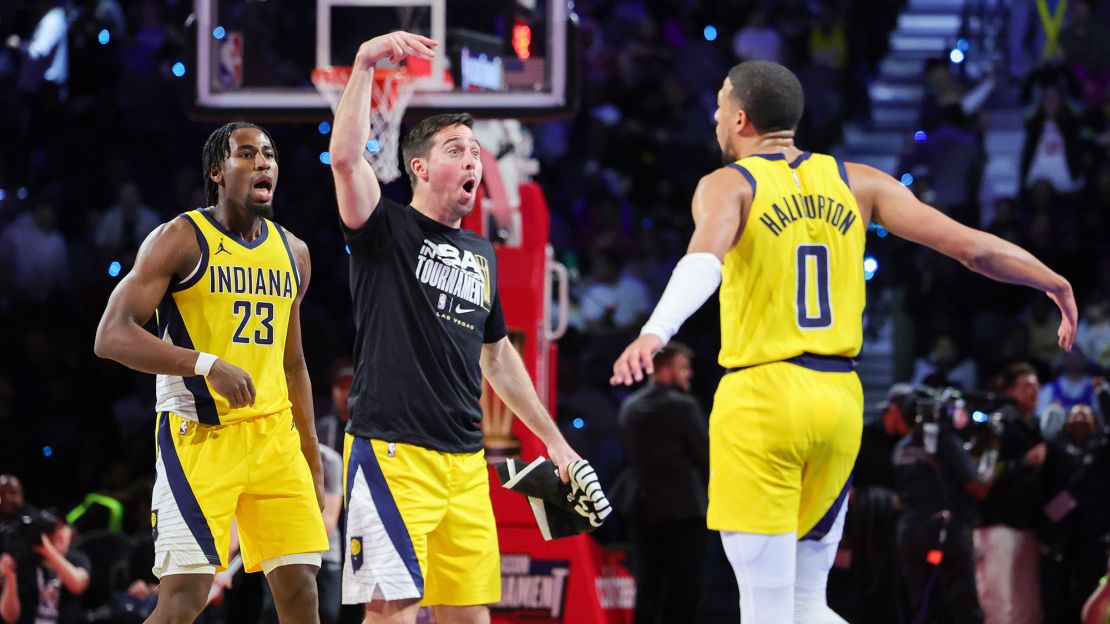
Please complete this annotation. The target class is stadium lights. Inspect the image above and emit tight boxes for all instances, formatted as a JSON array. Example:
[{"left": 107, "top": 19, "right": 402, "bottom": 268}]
[{"left": 864, "top": 256, "right": 879, "bottom": 281}]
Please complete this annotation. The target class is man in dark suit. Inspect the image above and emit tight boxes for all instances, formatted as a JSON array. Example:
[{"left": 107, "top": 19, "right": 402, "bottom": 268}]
[{"left": 614, "top": 343, "right": 710, "bottom": 624}]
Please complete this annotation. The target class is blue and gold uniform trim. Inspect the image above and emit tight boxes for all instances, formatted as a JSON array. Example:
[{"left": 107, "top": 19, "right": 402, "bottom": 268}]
[
  {"left": 155, "top": 296, "right": 219, "bottom": 425},
  {"left": 198, "top": 209, "right": 270, "bottom": 249},
  {"left": 801, "top": 476, "right": 851, "bottom": 541},
  {"left": 171, "top": 213, "right": 210, "bottom": 293},
  {"left": 156, "top": 411, "right": 220, "bottom": 565},
  {"left": 344, "top": 438, "right": 424, "bottom": 593},
  {"left": 274, "top": 224, "right": 301, "bottom": 290}
]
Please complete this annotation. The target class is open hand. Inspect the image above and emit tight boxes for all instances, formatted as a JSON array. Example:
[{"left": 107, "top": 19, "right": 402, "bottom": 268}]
[
  {"left": 355, "top": 31, "right": 438, "bottom": 69},
  {"left": 610, "top": 333, "right": 664, "bottom": 385},
  {"left": 1047, "top": 285, "right": 1078, "bottom": 351}
]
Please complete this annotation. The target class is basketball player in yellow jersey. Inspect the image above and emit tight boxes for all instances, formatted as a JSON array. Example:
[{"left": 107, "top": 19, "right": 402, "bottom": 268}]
[
  {"left": 613, "top": 61, "right": 1079, "bottom": 624},
  {"left": 94, "top": 123, "right": 329, "bottom": 624}
]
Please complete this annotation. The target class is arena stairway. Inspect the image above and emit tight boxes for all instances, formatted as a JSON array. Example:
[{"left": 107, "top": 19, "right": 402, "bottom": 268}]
[{"left": 836, "top": 0, "right": 972, "bottom": 418}]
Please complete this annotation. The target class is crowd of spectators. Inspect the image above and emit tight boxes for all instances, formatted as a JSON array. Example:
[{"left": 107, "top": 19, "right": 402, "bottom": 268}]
[
  {"left": 1, "top": 0, "right": 1108, "bottom": 621},
  {"left": 840, "top": 2, "right": 1110, "bottom": 621}
]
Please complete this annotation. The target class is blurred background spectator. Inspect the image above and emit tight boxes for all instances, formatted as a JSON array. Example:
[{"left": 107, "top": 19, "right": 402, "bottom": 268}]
[{"left": 612, "top": 342, "right": 708, "bottom": 624}]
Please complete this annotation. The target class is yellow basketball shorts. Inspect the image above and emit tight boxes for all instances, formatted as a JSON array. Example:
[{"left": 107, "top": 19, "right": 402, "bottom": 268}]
[
  {"left": 341, "top": 435, "right": 500, "bottom": 606},
  {"left": 707, "top": 362, "right": 863, "bottom": 537},
  {"left": 151, "top": 410, "right": 328, "bottom": 575}
]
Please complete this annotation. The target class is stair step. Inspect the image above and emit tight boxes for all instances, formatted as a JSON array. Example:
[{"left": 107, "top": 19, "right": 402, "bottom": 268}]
[
  {"left": 870, "top": 106, "right": 920, "bottom": 128},
  {"left": 869, "top": 81, "right": 926, "bottom": 105},
  {"left": 908, "top": 0, "right": 967, "bottom": 12},
  {"left": 879, "top": 58, "right": 926, "bottom": 80},
  {"left": 985, "top": 158, "right": 1022, "bottom": 198},
  {"left": 897, "top": 13, "right": 962, "bottom": 37},
  {"left": 983, "top": 108, "right": 1026, "bottom": 130},
  {"left": 889, "top": 34, "right": 954, "bottom": 57},
  {"left": 984, "top": 128, "right": 1024, "bottom": 153}
]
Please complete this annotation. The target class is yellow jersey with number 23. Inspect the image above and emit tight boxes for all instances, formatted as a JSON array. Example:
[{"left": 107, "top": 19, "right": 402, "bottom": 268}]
[{"left": 153, "top": 208, "right": 301, "bottom": 425}]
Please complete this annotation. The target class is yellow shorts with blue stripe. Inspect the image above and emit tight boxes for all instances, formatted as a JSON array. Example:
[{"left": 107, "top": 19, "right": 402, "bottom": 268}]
[
  {"left": 341, "top": 436, "right": 500, "bottom": 607},
  {"left": 707, "top": 362, "right": 862, "bottom": 537},
  {"left": 151, "top": 410, "right": 328, "bottom": 576}
]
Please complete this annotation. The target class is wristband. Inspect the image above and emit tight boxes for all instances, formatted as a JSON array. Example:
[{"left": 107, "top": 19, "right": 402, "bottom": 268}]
[{"left": 194, "top": 352, "right": 218, "bottom": 376}]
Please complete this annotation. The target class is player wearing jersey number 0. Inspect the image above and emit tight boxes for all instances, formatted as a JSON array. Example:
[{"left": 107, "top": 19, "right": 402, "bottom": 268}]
[{"left": 611, "top": 61, "right": 1077, "bottom": 624}]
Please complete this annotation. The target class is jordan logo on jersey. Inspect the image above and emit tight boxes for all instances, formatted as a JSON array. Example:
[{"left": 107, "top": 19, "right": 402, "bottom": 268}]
[{"left": 215, "top": 239, "right": 231, "bottom": 256}]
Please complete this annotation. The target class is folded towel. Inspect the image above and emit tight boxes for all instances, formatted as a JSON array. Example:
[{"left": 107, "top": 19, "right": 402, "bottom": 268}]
[{"left": 496, "top": 457, "right": 612, "bottom": 540}]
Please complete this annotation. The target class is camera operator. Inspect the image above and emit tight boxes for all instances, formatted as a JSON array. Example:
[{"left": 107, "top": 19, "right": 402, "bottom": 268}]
[
  {"left": 836, "top": 383, "right": 915, "bottom": 623},
  {"left": 976, "top": 362, "right": 1047, "bottom": 624},
  {"left": 2, "top": 513, "right": 89, "bottom": 624},
  {"left": 893, "top": 388, "right": 988, "bottom": 623},
  {"left": 1039, "top": 404, "right": 1110, "bottom": 622},
  {"left": 856, "top": 383, "right": 915, "bottom": 491}
]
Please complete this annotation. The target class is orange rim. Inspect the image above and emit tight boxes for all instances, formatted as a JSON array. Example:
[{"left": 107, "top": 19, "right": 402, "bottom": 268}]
[{"left": 312, "top": 66, "right": 413, "bottom": 111}]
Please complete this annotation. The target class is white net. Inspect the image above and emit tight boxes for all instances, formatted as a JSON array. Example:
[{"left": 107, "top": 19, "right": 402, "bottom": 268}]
[{"left": 312, "top": 67, "right": 416, "bottom": 183}]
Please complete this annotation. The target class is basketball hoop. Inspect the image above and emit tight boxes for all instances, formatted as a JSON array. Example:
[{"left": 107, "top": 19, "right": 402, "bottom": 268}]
[{"left": 312, "top": 66, "right": 416, "bottom": 183}]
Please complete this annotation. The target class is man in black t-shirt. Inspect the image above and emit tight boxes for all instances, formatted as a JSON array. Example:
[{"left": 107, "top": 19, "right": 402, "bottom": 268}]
[{"left": 328, "top": 31, "right": 583, "bottom": 624}]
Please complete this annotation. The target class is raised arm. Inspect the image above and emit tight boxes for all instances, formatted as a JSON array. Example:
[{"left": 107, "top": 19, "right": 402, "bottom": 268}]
[
  {"left": 611, "top": 167, "right": 750, "bottom": 385},
  {"left": 94, "top": 218, "right": 258, "bottom": 407},
  {"left": 330, "top": 31, "right": 437, "bottom": 230},
  {"left": 282, "top": 231, "right": 324, "bottom": 510},
  {"left": 848, "top": 162, "right": 1077, "bottom": 350},
  {"left": 34, "top": 533, "right": 88, "bottom": 596}
]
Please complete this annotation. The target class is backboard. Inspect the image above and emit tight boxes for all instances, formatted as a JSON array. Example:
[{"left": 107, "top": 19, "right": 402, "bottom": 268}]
[{"left": 190, "top": 0, "right": 578, "bottom": 121}]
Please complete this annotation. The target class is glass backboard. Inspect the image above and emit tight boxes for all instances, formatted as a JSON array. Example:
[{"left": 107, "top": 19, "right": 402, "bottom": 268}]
[{"left": 190, "top": 0, "right": 577, "bottom": 120}]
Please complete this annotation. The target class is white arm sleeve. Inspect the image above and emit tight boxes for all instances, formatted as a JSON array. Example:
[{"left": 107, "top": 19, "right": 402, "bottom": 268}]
[{"left": 639, "top": 252, "right": 723, "bottom": 344}]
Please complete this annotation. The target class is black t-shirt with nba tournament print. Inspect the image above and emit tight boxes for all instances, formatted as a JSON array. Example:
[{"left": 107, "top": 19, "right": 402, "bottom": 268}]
[{"left": 341, "top": 195, "right": 507, "bottom": 453}]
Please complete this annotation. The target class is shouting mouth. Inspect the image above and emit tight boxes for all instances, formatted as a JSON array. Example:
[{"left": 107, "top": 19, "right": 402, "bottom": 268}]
[{"left": 251, "top": 178, "right": 273, "bottom": 203}]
